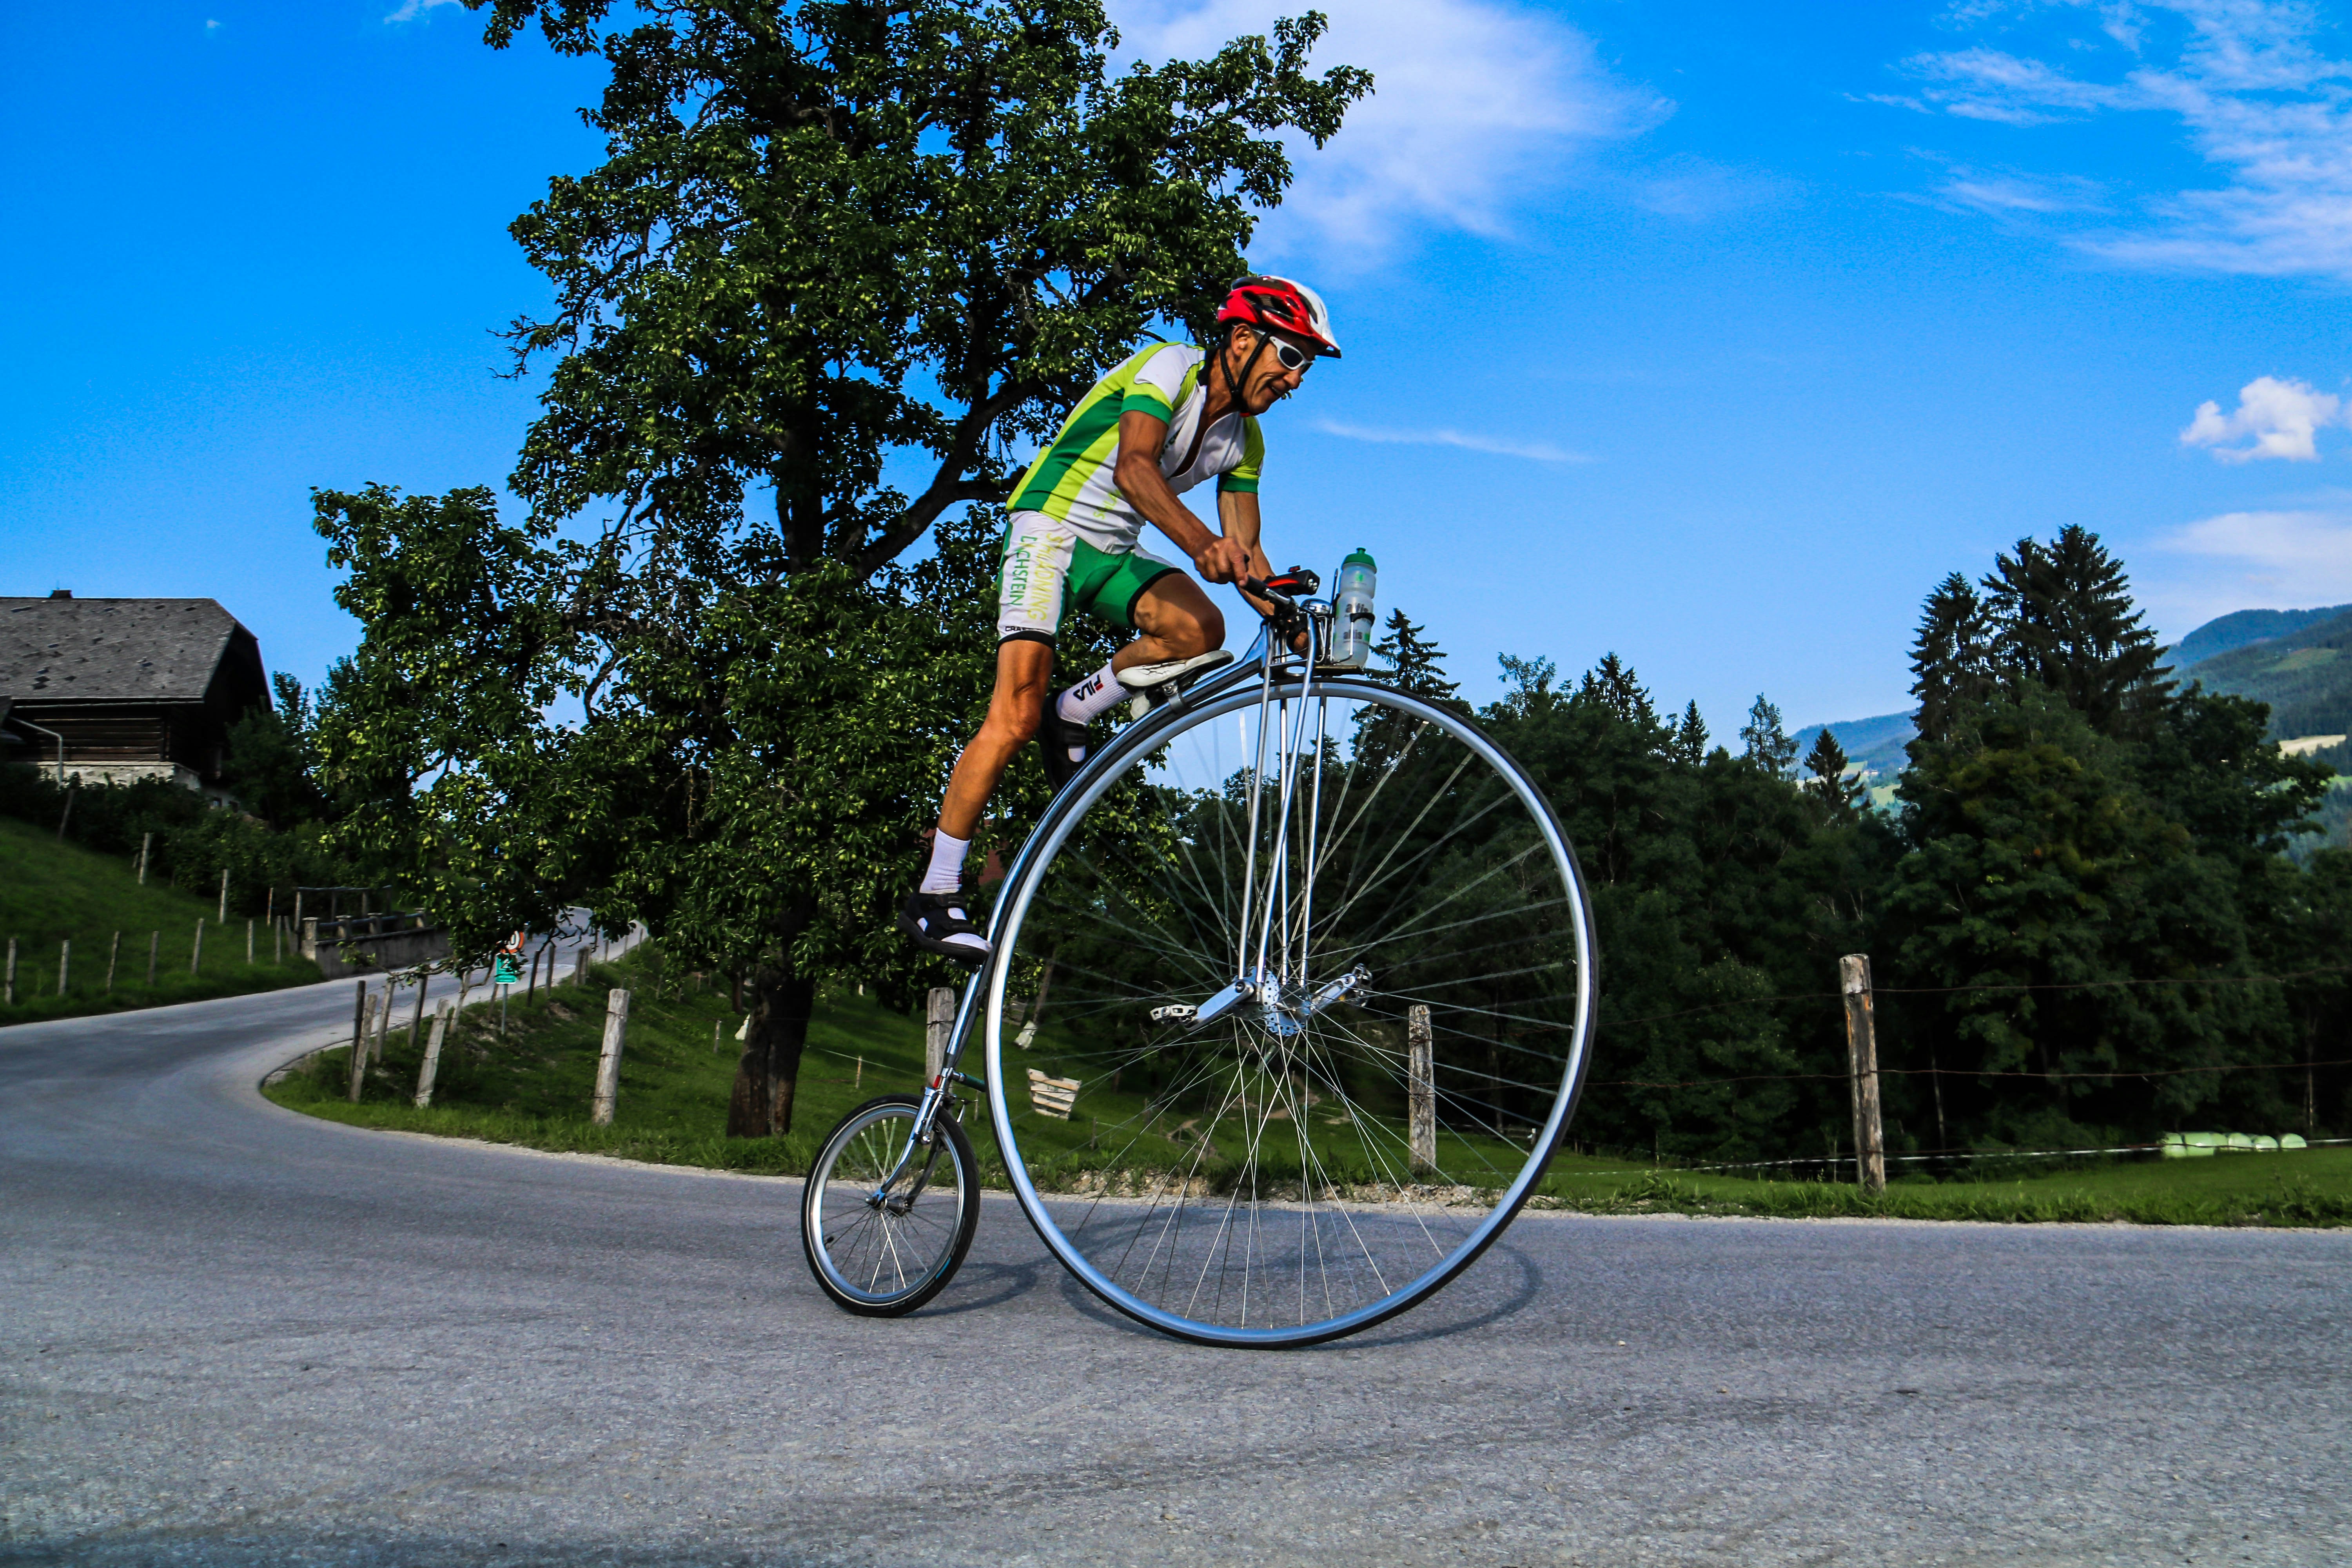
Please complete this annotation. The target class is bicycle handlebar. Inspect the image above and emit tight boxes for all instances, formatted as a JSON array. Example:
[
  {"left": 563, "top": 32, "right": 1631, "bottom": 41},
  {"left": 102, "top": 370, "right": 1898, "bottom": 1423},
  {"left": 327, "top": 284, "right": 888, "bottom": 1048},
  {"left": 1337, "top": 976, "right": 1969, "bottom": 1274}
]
[{"left": 1241, "top": 568, "right": 1321, "bottom": 603}]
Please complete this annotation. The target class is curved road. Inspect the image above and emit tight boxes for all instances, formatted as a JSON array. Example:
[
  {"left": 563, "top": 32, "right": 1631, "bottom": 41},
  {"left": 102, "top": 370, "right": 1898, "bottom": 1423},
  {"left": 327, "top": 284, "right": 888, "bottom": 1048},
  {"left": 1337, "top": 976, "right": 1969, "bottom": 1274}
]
[{"left": 2, "top": 977, "right": 2346, "bottom": 1566}]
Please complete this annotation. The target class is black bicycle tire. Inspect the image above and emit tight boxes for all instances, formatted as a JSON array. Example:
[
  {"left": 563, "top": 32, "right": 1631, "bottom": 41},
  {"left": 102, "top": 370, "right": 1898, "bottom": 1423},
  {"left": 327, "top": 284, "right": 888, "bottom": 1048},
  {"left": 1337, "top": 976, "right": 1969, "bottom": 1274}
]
[
  {"left": 800, "top": 1094, "right": 981, "bottom": 1318},
  {"left": 982, "top": 672, "right": 1601, "bottom": 1348}
]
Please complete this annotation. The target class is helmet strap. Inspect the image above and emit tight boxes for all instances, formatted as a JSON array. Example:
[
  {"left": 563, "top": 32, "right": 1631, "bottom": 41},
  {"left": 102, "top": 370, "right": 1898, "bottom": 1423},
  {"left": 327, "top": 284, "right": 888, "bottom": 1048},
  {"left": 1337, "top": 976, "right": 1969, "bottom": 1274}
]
[{"left": 1189, "top": 321, "right": 1272, "bottom": 474}]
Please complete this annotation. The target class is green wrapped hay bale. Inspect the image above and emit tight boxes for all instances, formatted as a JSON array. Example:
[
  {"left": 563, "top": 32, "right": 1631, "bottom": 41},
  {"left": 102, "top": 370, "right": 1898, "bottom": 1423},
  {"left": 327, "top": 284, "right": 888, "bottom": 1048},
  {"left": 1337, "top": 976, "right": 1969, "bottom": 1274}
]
[
  {"left": 2224, "top": 1132, "right": 2256, "bottom": 1152},
  {"left": 2251, "top": 1135, "right": 2280, "bottom": 1152},
  {"left": 2280, "top": 1134, "right": 2308, "bottom": 1151}
]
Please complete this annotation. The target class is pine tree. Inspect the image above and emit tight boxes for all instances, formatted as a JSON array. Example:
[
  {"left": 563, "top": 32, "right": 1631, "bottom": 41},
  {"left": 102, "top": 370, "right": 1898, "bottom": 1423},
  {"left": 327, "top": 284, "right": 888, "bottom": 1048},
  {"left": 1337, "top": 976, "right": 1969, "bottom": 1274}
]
[
  {"left": 1355, "top": 610, "right": 1462, "bottom": 771},
  {"left": 1803, "top": 728, "right": 1864, "bottom": 812},
  {"left": 1671, "top": 701, "right": 1710, "bottom": 767},
  {"left": 1370, "top": 609, "right": 1460, "bottom": 704},
  {"left": 1579, "top": 652, "right": 1658, "bottom": 730},
  {"left": 1910, "top": 572, "right": 2002, "bottom": 744},
  {"left": 1982, "top": 525, "right": 2171, "bottom": 735},
  {"left": 1741, "top": 695, "right": 1797, "bottom": 777}
]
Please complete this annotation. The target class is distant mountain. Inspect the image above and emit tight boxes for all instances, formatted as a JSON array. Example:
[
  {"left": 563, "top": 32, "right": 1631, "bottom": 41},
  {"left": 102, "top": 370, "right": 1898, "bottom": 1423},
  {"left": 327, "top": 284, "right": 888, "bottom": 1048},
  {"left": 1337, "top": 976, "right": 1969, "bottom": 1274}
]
[
  {"left": 2169, "top": 603, "right": 2352, "bottom": 669},
  {"left": 1777, "top": 606, "right": 2352, "bottom": 789},
  {"left": 1790, "top": 711, "right": 1915, "bottom": 780},
  {"left": 2179, "top": 607, "right": 2352, "bottom": 740}
]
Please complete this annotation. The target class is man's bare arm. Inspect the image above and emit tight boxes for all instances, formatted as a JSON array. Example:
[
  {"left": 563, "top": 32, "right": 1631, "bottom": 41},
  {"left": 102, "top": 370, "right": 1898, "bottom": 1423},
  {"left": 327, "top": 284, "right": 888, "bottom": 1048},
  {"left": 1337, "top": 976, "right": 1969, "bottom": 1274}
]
[{"left": 1112, "top": 411, "right": 1254, "bottom": 584}]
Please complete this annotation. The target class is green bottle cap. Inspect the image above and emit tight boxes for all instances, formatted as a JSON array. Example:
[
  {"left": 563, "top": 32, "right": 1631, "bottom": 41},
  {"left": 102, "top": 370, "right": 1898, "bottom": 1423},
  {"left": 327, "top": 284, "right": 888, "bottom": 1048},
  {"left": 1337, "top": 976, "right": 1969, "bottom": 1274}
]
[{"left": 1343, "top": 548, "right": 1376, "bottom": 568}]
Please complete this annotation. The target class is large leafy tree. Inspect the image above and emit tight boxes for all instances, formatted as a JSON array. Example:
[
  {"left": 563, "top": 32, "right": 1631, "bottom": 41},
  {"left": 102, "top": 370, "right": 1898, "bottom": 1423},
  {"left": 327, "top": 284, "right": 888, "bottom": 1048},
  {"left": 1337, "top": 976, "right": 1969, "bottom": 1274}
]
[{"left": 312, "top": 0, "right": 1368, "bottom": 1137}]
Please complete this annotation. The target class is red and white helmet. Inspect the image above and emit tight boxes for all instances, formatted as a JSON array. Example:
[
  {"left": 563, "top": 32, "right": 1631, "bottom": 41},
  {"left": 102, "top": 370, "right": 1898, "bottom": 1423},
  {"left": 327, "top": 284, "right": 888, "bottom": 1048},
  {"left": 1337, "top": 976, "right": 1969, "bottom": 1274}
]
[{"left": 1216, "top": 274, "right": 1341, "bottom": 359}]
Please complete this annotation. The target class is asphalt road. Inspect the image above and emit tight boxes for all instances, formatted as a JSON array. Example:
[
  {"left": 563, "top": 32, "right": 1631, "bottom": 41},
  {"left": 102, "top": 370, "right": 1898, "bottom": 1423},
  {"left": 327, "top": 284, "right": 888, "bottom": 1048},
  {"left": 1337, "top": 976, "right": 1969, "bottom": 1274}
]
[{"left": 2, "top": 973, "right": 2347, "bottom": 1567}]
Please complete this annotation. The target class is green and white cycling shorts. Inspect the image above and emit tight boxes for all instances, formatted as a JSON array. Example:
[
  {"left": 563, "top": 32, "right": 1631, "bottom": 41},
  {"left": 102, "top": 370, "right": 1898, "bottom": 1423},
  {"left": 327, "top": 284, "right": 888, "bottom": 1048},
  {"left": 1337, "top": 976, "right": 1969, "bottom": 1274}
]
[{"left": 996, "top": 510, "right": 1181, "bottom": 645}]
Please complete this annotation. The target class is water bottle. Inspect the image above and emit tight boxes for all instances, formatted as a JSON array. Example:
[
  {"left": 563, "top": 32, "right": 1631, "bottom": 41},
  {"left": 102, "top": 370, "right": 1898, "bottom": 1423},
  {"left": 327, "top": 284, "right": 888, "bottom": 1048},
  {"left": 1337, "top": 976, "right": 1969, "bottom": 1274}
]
[{"left": 1332, "top": 548, "right": 1377, "bottom": 668}]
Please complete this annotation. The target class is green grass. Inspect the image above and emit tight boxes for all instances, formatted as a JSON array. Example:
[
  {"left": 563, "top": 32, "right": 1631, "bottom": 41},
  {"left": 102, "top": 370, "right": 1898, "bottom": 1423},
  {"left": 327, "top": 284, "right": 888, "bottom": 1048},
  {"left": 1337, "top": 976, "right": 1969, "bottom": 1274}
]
[
  {"left": 0, "top": 817, "right": 321, "bottom": 1026},
  {"left": 1525, "top": 1147, "right": 2352, "bottom": 1227},
  {"left": 263, "top": 944, "right": 2352, "bottom": 1227}
]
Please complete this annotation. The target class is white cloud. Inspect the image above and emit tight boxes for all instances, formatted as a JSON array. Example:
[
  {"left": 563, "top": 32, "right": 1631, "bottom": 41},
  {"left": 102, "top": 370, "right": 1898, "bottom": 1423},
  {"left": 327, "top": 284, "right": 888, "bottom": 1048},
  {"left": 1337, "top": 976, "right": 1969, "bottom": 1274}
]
[
  {"left": 384, "top": 0, "right": 460, "bottom": 21},
  {"left": 1929, "top": 162, "right": 2110, "bottom": 215},
  {"left": 1312, "top": 418, "right": 1590, "bottom": 463},
  {"left": 1110, "top": 0, "right": 1670, "bottom": 263},
  {"left": 2180, "top": 375, "right": 2343, "bottom": 461},
  {"left": 2150, "top": 505, "right": 2352, "bottom": 628},
  {"left": 1882, "top": 2, "right": 2352, "bottom": 279}
]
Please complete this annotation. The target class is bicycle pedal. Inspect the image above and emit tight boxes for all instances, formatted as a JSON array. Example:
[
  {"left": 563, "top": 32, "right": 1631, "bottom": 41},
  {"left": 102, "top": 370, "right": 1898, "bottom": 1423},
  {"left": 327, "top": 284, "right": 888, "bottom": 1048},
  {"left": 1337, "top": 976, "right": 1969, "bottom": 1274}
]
[{"left": 1119, "top": 651, "right": 1235, "bottom": 719}]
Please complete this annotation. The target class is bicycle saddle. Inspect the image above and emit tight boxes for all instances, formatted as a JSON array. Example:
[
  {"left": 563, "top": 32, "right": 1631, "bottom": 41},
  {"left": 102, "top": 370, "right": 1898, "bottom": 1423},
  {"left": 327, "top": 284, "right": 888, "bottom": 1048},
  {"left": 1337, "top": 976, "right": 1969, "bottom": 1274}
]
[{"left": 1117, "top": 650, "right": 1235, "bottom": 718}]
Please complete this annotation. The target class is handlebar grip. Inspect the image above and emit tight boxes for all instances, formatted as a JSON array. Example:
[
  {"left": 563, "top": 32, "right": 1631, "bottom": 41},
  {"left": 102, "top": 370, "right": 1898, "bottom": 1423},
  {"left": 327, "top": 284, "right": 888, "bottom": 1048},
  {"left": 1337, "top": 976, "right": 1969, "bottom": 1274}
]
[{"left": 1250, "top": 569, "right": 1319, "bottom": 599}]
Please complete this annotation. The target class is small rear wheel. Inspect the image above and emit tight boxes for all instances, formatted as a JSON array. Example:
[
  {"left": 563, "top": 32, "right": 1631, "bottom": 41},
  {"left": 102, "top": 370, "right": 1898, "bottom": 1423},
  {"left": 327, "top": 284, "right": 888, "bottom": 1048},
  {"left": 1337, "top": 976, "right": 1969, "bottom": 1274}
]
[{"left": 801, "top": 1094, "right": 980, "bottom": 1316}]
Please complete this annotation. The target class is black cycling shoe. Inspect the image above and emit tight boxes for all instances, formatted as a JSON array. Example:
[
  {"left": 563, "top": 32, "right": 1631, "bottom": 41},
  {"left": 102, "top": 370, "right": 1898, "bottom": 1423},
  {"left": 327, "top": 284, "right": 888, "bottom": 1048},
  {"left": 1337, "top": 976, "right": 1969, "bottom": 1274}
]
[
  {"left": 900, "top": 889, "right": 990, "bottom": 966},
  {"left": 1039, "top": 705, "right": 1089, "bottom": 794}
]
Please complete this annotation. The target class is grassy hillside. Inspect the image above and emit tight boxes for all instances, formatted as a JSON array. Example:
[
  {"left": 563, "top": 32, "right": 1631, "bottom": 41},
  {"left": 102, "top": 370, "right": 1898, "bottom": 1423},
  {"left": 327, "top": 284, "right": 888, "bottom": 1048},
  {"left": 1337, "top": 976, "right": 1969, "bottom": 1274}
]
[
  {"left": 0, "top": 817, "right": 320, "bottom": 1025},
  {"left": 1791, "top": 711, "right": 1915, "bottom": 780},
  {"left": 2170, "top": 603, "right": 2352, "bottom": 669},
  {"left": 267, "top": 945, "right": 2349, "bottom": 1227},
  {"left": 2181, "top": 607, "right": 2352, "bottom": 739}
]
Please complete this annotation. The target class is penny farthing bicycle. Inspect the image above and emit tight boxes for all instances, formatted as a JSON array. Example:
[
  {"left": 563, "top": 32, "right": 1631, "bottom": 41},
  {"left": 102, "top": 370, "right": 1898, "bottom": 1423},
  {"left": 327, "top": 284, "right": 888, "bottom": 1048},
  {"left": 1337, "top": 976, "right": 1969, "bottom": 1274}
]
[{"left": 800, "top": 568, "right": 1600, "bottom": 1348}]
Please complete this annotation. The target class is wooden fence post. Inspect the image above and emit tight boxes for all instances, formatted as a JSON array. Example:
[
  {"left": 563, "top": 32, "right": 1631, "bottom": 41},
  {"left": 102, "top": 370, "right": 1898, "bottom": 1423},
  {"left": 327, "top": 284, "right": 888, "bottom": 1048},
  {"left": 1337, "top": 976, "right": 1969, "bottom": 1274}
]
[
  {"left": 1408, "top": 1004, "right": 1437, "bottom": 1172},
  {"left": 274, "top": 920, "right": 283, "bottom": 964},
  {"left": 218, "top": 868, "right": 229, "bottom": 923},
  {"left": 925, "top": 986, "right": 956, "bottom": 1083},
  {"left": 1841, "top": 954, "right": 1885, "bottom": 1195},
  {"left": 591, "top": 988, "right": 632, "bottom": 1125},
  {"left": 57, "top": 939, "right": 69, "bottom": 996},
  {"left": 408, "top": 971, "right": 430, "bottom": 1051},
  {"left": 190, "top": 918, "right": 204, "bottom": 976},
  {"left": 372, "top": 980, "right": 394, "bottom": 1065},
  {"left": 246, "top": 919, "right": 255, "bottom": 965},
  {"left": 414, "top": 1000, "right": 453, "bottom": 1107},
  {"left": 347, "top": 981, "right": 369, "bottom": 1102},
  {"left": 105, "top": 931, "right": 120, "bottom": 992},
  {"left": 146, "top": 930, "right": 159, "bottom": 986},
  {"left": 4, "top": 937, "right": 13, "bottom": 1005},
  {"left": 136, "top": 831, "right": 151, "bottom": 885}
]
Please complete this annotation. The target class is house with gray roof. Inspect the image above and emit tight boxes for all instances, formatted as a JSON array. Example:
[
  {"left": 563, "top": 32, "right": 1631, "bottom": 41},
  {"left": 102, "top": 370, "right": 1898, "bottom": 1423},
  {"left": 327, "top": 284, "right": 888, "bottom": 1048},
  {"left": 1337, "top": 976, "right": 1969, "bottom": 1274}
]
[{"left": 0, "top": 592, "right": 270, "bottom": 799}]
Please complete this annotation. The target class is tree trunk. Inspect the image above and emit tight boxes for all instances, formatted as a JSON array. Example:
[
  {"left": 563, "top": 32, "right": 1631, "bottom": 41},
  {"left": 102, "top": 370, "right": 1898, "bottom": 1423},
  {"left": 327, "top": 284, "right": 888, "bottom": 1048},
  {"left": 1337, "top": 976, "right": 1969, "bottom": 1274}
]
[{"left": 727, "top": 958, "right": 818, "bottom": 1138}]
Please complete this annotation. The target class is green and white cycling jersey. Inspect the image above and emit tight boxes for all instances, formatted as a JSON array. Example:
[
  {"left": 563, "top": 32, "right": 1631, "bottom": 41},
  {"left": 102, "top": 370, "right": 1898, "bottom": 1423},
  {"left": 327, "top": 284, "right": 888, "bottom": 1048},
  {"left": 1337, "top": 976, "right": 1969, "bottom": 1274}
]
[{"left": 1006, "top": 342, "right": 1263, "bottom": 554}]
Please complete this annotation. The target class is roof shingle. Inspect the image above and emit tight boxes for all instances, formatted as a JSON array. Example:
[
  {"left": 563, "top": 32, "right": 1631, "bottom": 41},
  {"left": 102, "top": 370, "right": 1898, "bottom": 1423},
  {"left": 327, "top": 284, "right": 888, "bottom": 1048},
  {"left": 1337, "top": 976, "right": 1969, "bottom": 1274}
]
[{"left": 0, "top": 598, "right": 251, "bottom": 703}]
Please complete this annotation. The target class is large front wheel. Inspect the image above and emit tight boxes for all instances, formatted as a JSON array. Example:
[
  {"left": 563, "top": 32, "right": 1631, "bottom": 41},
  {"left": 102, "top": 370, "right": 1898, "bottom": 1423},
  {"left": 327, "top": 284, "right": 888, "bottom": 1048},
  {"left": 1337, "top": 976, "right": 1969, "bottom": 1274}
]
[{"left": 984, "top": 673, "right": 1599, "bottom": 1347}]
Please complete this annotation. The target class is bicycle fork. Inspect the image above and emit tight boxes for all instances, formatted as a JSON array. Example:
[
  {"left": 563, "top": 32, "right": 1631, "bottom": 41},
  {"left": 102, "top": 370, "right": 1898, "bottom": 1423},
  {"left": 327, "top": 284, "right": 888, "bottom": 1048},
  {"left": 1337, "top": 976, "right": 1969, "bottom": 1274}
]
[{"left": 873, "top": 964, "right": 991, "bottom": 1203}]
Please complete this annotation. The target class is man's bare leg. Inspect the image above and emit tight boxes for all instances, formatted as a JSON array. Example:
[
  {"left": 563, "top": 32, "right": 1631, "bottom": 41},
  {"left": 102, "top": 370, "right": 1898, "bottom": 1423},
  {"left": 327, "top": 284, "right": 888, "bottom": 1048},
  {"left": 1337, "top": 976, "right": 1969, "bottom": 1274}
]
[
  {"left": 1112, "top": 575, "right": 1225, "bottom": 677},
  {"left": 911, "top": 578, "right": 1230, "bottom": 960},
  {"left": 938, "top": 638, "right": 1054, "bottom": 842},
  {"left": 937, "top": 576, "right": 1223, "bottom": 841},
  {"left": 904, "top": 639, "right": 1053, "bottom": 962}
]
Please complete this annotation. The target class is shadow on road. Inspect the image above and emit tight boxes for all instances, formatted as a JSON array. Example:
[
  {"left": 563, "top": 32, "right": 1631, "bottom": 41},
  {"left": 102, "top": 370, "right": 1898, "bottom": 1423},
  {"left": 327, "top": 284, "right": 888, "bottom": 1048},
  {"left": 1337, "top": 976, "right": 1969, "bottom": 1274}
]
[
  {"left": 921, "top": 1257, "right": 1049, "bottom": 1317},
  {"left": 1015, "top": 1234, "right": 1546, "bottom": 1348}
]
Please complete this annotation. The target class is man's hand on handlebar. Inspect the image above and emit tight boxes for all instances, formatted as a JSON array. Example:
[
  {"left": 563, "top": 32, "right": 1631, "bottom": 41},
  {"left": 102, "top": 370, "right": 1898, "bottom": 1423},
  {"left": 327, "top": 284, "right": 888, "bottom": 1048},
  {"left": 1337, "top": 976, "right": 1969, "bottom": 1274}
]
[
  {"left": 1238, "top": 568, "right": 1316, "bottom": 653},
  {"left": 1191, "top": 534, "right": 1255, "bottom": 585}
]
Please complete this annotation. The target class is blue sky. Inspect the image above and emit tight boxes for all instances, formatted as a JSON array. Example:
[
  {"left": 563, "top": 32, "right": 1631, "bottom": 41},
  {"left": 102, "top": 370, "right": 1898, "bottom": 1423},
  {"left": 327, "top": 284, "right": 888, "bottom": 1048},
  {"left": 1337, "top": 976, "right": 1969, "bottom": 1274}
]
[{"left": 5, "top": 0, "right": 2350, "bottom": 738}]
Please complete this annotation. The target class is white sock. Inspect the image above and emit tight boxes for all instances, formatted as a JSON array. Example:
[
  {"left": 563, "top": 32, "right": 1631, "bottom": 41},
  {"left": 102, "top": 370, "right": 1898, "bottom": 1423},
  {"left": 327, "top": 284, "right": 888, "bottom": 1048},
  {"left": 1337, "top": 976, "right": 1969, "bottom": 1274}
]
[
  {"left": 921, "top": 830, "right": 970, "bottom": 895},
  {"left": 1056, "top": 660, "right": 1126, "bottom": 731}
]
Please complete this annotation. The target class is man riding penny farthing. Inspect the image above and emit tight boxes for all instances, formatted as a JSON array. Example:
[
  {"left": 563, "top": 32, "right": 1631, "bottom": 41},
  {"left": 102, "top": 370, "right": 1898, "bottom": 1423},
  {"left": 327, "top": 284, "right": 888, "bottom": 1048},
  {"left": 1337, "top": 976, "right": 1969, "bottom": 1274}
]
[{"left": 801, "top": 278, "right": 1601, "bottom": 1347}]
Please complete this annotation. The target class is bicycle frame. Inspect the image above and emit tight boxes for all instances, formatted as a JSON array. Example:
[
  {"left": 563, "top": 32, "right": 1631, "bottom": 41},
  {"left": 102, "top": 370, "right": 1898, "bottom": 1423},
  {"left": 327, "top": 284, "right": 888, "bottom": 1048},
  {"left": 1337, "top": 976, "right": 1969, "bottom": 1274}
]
[{"left": 877, "top": 590, "right": 1350, "bottom": 1192}]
